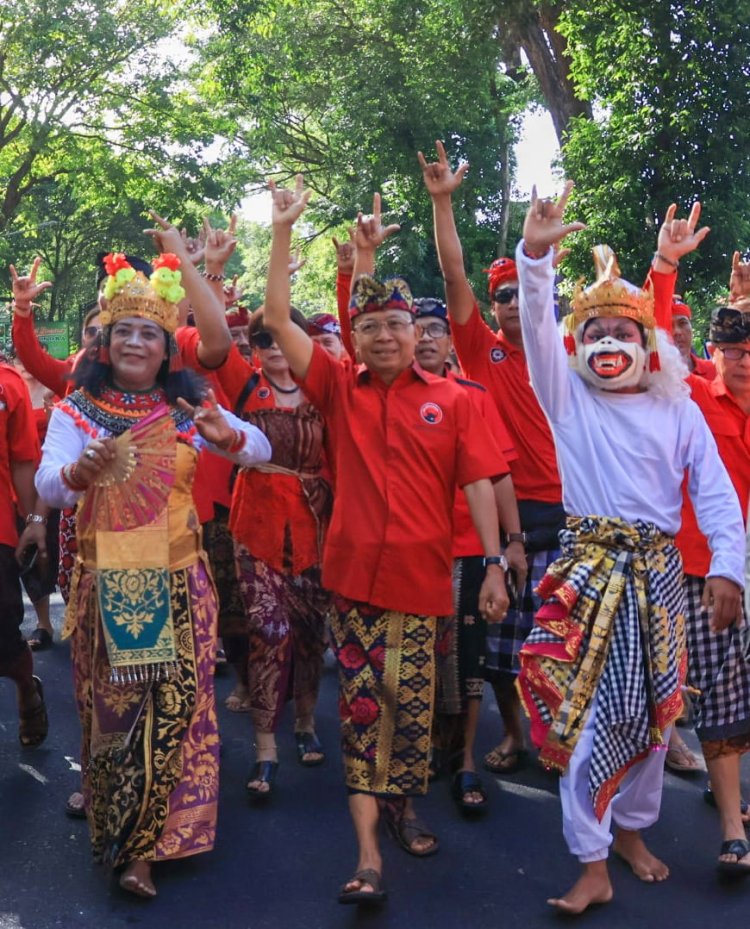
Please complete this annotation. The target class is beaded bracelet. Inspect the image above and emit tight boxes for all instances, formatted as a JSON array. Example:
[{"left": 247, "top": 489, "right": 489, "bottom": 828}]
[
  {"left": 201, "top": 270, "right": 226, "bottom": 282},
  {"left": 653, "top": 251, "right": 679, "bottom": 269},
  {"left": 227, "top": 429, "right": 246, "bottom": 454},
  {"left": 61, "top": 463, "right": 87, "bottom": 491}
]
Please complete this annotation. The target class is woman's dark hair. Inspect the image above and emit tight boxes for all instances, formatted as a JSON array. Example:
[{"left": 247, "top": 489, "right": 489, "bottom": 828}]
[
  {"left": 248, "top": 306, "right": 308, "bottom": 337},
  {"left": 71, "top": 329, "right": 205, "bottom": 406}
]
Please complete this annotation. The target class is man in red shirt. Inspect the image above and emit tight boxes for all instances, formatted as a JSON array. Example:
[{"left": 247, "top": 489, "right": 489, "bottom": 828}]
[
  {"left": 677, "top": 298, "right": 750, "bottom": 873},
  {"left": 262, "top": 176, "right": 509, "bottom": 906},
  {"left": 0, "top": 360, "right": 49, "bottom": 748},
  {"left": 419, "top": 141, "right": 566, "bottom": 776},
  {"left": 671, "top": 295, "right": 716, "bottom": 380}
]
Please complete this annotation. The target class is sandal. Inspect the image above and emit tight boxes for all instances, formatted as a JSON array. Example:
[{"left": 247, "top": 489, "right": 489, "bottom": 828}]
[
  {"left": 718, "top": 838, "right": 750, "bottom": 875},
  {"left": 384, "top": 811, "right": 440, "bottom": 857},
  {"left": 18, "top": 676, "right": 48, "bottom": 748},
  {"left": 703, "top": 786, "right": 750, "bottom": 822},
  {"left": 483, "top": 745, "right": 527, "bottom": 774},
  {"left": 27, "top": 628, "right": 53, "bottom": 651},
  {"left": 451, "top": 769, "right": 488, "bottom": 812},
  {"left": 65, "top": 791, "right": 87, "bottom": 819},
  {"left": 295, "top": 731, "right": 325, "bottom": 766},
  {"left": 665, "top": 739, "right": 703, "bottom": 773},
  {"left": 224, "top": 691, "right": 250, "bottom": 713},
  {"left": 338, "top": 868, "right": 387, "bottom": 905},
  {"left": 246, "top": 760, "right": 279, "bottom": 799}
]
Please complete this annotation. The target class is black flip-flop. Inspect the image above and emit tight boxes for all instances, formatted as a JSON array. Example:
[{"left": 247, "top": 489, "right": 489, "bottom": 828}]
[
  {"left": 451, "top": 770, "right": 488, "bottom": 812},
  {"left": 294, "top": 731, "right": 325, "bottom": 767},
  {"left": 718, "top": 838, "right": 750, "bottom": 876},
  {"left": 246, "top": 760, "right": 279, "bottom": 800},
  {"left": 27, "top": 628, "right": 53, "bottom": 651},
  {"left": 338, "top": 868, "right": 387, "bottom": 905}
]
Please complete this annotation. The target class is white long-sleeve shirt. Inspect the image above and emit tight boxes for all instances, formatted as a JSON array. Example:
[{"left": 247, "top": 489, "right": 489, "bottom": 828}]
[
  {"left": 516, "top": 242, "right": 745, "bottom": 587},
  {"left": 36, "top": 402, "right": 271, "bottom": 510}
]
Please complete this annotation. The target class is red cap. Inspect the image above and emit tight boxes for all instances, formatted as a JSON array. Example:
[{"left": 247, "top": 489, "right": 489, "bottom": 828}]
[
  {"left": 672, "top": 295, "right": 691, "bottom": 320},
  {"left": 483, "top": 257, "right": 518, "bottom": 296},
  {"left": 226, "top": 305, "right": 250, "bottom": 328}
]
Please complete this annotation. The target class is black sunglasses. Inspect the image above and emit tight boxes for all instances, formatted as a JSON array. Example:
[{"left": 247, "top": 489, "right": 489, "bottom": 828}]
[
  {"left": 250, "top": 331, "right": 275, "bottom": 350},
  {"left": 493, "top": 287, "right": 519, "bottom": 305}
]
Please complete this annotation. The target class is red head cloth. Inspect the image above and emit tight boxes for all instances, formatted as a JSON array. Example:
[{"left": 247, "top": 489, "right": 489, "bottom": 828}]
[
  {"left": 483, "top": 257, "right": 518, "bottom": 297},
  {"left": 308, "top": 312, "right": 341, "bottom": 336},
  {"left": 226, "top": 305, "right": 250, "bottom": 328},
  {"left": 672, "top": 295, "right": 691, "bottom": 319}
]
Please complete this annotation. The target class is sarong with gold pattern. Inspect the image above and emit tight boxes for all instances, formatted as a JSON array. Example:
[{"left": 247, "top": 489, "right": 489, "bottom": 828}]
[{"left": 517, "top": 516, "right": 686, "bottom": 819}]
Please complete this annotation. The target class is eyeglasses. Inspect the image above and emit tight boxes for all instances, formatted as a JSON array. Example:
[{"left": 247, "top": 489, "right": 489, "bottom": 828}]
[
  {"left": 493, "top": 288, "right": 519, "bottom": 305},
  {"left": 250, "top": 331, "right": 275, "bottom": 350},
  {"left": 83, "top": 326, "right": 100, "bottom": 339},
  {"left": 353, "top": 317, "right": 414, "bottom": 337},
  {"left": 417, "top": 321, "right": 450, "bottom": 339},
  {"left": 717, "top": 346, "right": 750, "bottom": 361}
]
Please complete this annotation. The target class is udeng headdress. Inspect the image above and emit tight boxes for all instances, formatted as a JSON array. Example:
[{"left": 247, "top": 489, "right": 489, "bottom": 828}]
[
  {"left": 99, "top": 253, "right": 185, "bottom": 334},
  {"left": 564, "top": 245, "right": 660, "bottom": 372}
]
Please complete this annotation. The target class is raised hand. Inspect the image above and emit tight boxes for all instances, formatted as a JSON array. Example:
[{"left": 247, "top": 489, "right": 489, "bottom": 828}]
[
  {"left": 656, "top": 202, "right": 710, "bottom": 266},
  {"left": 9, "top": 258, "right": 53, "bottom": 316},
  {"left": 180, "top": 227, "right": 207, "bottom": 267},
  {"left": 269, "top": 174, "right": 311, "bottom": 227},
  {"left": 223, "top": 275, "right": 244, "bottom": 308},
  {"left": 288, "top": 248, "right": 307, "bottom": 276},
  {"left": 729, "top": 251, "right": 750, "bottom": 301},
  {"left": 332, "top": 236, "right": 356, "bottom": 274},
  {"left": 418, "top": 139, "right": 469, "bottom": 198},
  {"left": 203, "top": 214, "right": 238, "bottom": 270},
  {"left": 352, "top": 192, "right": 400, "bottom": 253},
  {"left": 522, "top": 180, "right": 586, "bottom": 257},
  {"left": 177, "top": 389, "right": 235, "bottom": 447},
  {"left": 144, "top": 211, "right": 185, "bottom": 256}
]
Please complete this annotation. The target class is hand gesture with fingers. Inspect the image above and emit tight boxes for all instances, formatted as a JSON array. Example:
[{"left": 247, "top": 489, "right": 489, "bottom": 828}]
[
  {"left": 203, "top": 214, "right": 238, "bottom": 270},
  {"left": 180, "top": 228, "right": 207, "bottom": 267},
  {"left": 177, "top": 389, "right": 234, "bottom": 447},
  {"left": 352, "top": 192, "right": 400, "bottom": 253},
  {"left": 144, "top": 211, "right": 185, "bottom": 256},
  {"left": 522, "top": 180, "right": 586, "bottom": 257},
  {"left": 269, "top": 175, "right": 311, "bottom": 228},
  {"left": 223, "top": 275, "right": 244, "bottom": 308},
  {"left": 418, "top": 140, "right": 469, "bottom": 198},
  {"left": 288, "top": 249, "right": 306, "bottom": 276},
  {"left": 656, "top": 202, "right": 710, "bottom": 267},
  {"left": 332, "top": 236, "right": 356, "bottom": 273},
  {"left": 9, "top": 258, "right": 52, "bottom": 317},
  {"left": 729, "top": 251, "right": 750, "bottom": 301}
]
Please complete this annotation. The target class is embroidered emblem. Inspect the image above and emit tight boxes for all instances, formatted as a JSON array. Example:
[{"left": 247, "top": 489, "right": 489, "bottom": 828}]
[
  {"left": 490, "top": 346, "right": 506, "bottom": 364},
  {"left": 257, "top": 387, "right": 271, "bottom": 399},
  {"left": 419, "top": 402, "right": 443, "bottom": 425}
]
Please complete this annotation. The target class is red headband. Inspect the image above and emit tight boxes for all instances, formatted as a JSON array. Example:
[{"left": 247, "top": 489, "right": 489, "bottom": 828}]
[
  {"left": 672, "top": 296, "right": 691, "bottom": 320},
  {"left": 483, "top": 257, "right": 518, "bottom": 296},
  {"left": 226, "top": 305, "right": 250, "bottom": 328}
]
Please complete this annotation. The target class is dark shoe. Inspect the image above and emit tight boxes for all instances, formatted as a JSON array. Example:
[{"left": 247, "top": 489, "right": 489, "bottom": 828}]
[
  {"left": 483, "top": 745, "right": 527, "bottom": 774},
  {"left": 384, "top": 811, "right": 439, "bottom": 857},
  {"left": 66, "top": 791, "right": 87, "bottom": 819},
  {"left": 19, "top": 676, "right": 48, "bottom": 748},
  {"left": 27, "top": 628, "right": 53, "bottom": 651},
  {"left": 718, "top": 838, "right": 750, "bottom": 875},
  {"left": 451, "top": 769, "right": 488, "bottom": 812},
  {"left": 338, "top": 868, "right": 387, "bottom": 905},
  {"left": 246, "top": 760, "right": 279, "bottom": 799},
  {"left": 294, "top": 731, "right": 324, "bottom": 767},
  {"left": 703, "top": 786, "right": 750, "bottom": 820}
]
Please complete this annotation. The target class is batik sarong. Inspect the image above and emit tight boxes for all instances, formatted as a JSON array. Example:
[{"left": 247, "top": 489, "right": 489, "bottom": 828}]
[
  {"left": 70, "top": 557, "right": 219, "bottom": 866},
  {"left": 234, "top": 543, "right": 330, "bottom": 732},
  {"left": 331, "top": 597, "right": 439, "bottom": 796},
  {"left": 517, "top": 516, "right": 686, "bottom": 819}
]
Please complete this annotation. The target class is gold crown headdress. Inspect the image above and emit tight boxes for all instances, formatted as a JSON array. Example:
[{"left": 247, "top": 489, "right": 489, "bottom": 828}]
[
  {"left": 99, "top": 253, "right": 185, "bottom": 334},
  {"left": 563, "top": 245, "right": 660, "bottom": 371}
]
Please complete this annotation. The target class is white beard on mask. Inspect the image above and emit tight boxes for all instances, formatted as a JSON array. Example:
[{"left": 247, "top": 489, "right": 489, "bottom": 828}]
[{"left": 575, "top": 336, "right": 647, "bottom": 391}]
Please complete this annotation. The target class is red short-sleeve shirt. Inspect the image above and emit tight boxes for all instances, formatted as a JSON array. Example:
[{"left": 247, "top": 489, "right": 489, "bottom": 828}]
[
  {"left": 299, "top": 345, "right": 502, "bottom": 615},
  {"left": 677, "top": 375, "right": 750, "bottom": 576},
  {"left": 0, "top": 364, "right": 41, "bottom": 547},
  {"left": 451, "top": 303, "right": 561, "bottom": 504}
]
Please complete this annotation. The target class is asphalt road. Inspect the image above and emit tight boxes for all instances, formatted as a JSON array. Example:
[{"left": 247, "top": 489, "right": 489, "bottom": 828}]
[{"left": 1, "top": 594, "right": 749, "bottom": 929}]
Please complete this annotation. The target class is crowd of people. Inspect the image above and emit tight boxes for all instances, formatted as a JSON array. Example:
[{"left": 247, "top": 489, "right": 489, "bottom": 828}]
[{"left": 1, "top": 141, "right": 749, "bottom": 914}]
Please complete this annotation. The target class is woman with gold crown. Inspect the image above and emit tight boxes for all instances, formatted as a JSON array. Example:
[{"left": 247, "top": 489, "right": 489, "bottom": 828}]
[
  {"left": 514, "top": 183, "right": 745, "bottom": 915},
  {"left": 33, "top": 249, "right": 272, "bottom": 899}
]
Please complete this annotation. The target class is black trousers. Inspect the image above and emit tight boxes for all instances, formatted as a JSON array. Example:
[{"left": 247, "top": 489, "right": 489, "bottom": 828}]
[{"left": 0, "top": 543, "right": 26, "bottom": 664}]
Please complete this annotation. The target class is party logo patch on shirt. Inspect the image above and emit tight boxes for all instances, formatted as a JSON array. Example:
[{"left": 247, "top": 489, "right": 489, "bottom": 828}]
[
  {"left": 419, "top": 402, "right": 444, "bottom": 425},
  {"left": 489, "top": 346, "right": 507, "bottom": 364},
  {"left": 256, "top": 387, "right": 271, "bottom": 399}
]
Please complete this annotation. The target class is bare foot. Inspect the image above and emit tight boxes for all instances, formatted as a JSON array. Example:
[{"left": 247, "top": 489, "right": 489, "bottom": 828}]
[
  {"left": 225, "top": 685, "right": 250, "bottom": 713},
  {"left": 120, "top": 860, "right": 157, "bottom": 898},
  {"left": 547, "top": 862, "right": 613, "bottom": 914},
  {"left": 613, "top": 830, "right": 669, "bottom": 882}
]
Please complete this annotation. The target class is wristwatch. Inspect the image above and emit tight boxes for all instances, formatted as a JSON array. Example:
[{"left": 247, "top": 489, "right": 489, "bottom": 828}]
[
  {"left": 25, "top": 513, "right": 47, "bottom": 525},
  {"left": 483, "top": 555, "right": 508, "bottom": 571}
]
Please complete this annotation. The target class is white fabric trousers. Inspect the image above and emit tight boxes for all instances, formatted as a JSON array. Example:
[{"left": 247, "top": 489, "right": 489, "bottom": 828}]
[{"left": 559, "top": 698, "right": 671, "bottom": 862}]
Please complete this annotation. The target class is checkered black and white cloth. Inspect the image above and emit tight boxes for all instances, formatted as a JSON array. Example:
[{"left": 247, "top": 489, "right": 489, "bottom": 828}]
[{"left": 684, "top": 574, "right": 750, "bottom": 742}]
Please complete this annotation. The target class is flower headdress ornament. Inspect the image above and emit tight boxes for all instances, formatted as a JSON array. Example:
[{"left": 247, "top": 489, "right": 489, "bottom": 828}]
[{"left": 99, "top": 253, "right": 185, "bottom": 334}]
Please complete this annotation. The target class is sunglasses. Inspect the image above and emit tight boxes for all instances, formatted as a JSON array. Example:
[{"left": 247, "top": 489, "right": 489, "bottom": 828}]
[
  {"left": 250, "top": 331, "right": 275, "bottom": 350},
  {"left": 493, "top": 288, "right": 519, "bottom": 305}
]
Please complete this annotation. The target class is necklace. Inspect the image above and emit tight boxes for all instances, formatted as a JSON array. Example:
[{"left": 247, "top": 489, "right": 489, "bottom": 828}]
[{"left": 263, "top": 371, "right": 300, "bottom": 394}]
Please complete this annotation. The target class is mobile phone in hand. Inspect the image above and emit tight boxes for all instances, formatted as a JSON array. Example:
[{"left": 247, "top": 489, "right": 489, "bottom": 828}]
[{"left": 18, "top": 544, "right": 38, "bottom": 577}]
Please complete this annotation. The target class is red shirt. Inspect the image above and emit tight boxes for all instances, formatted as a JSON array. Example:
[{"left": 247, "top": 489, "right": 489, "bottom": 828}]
[
  {"left": 299, "top": 345, "right": 502, "bottom": 615},
  {"left": 447, "top": 370, "right": 515, "bottom": 558},
  {"left": 12, "top": 312, "right": 79, "bottom": 397},
  {"left": 451, "top": 304, "right": 561, "bottom": 503},
  {"left": 677, "top": 375, "right": 750, "bottom": 576},
  {"left": 691, "top": 355, "right": 717, "bottom": 381},
  {"left": 0, "top": 364, "right": 41, "bottom": 547}
]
